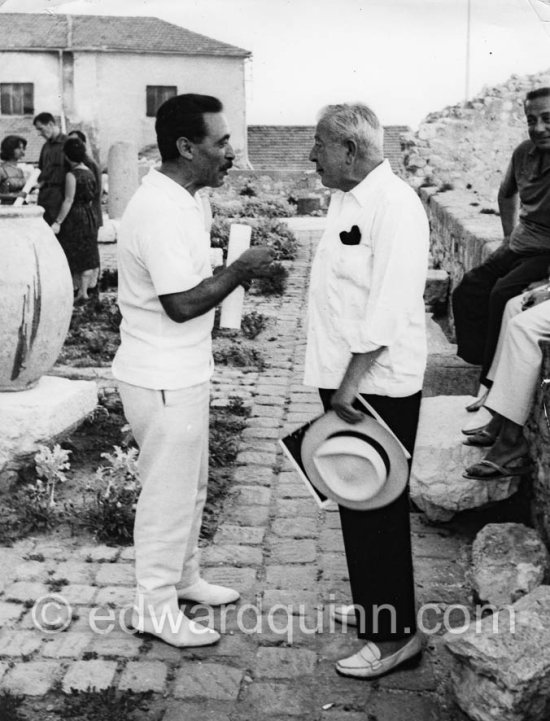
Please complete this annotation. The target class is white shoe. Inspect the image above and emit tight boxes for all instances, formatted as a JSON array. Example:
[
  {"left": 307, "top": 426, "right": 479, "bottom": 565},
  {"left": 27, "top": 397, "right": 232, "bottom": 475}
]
[
  {"left": 336, "top": 633, "right": 422, "bottom": 679},
  {"left": 330, "top": 604, "right": 358, "bottom": 627},
  {"left": 130, "top": 607, "right": 220, "bottom": 648},
  {"left": 177, "top": 579, "right": 240, "bottom": 606}
]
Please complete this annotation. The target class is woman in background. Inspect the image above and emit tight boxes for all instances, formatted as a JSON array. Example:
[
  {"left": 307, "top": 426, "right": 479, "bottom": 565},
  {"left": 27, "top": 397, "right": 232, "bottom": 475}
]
[
  {"left": 51, "top": 136, "right": 99, "bottom": 303},
  {"left": 0, "top": 135, "right": 27, "bottom": 204}
]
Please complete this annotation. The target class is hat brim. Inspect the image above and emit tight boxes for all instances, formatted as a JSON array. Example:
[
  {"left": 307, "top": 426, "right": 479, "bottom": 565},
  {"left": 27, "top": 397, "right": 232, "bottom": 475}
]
[{"left": 301, "top": 411, "right": 409, "bottom": 510}]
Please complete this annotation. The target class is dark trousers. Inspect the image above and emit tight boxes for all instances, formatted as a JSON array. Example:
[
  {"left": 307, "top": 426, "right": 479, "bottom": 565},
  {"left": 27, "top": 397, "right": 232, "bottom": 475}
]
[
  {"left": 452, "top": 245, "right": 550, "bottom": 386},
  {"left": 319, "top": 389, "right": 421, "bottom": 642}
]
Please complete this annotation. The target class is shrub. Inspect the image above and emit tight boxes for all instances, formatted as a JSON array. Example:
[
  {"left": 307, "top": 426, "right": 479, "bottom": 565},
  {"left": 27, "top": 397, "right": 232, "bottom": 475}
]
[
  {"left": 251, "top": 219, "right": 297, "bottom": 261},
  {"left": 213, "top": 342, "right": 266, "bottom": 370},
  {"left": 210, "top": 217, "right": 231, "bottom": 255},
  {"left": 62, "top": 688, "right": 154, "bottom": 721},
  {"left": 241, "top": 310, "right": 268, "bottom": 339},
  {"left": 239, "top": 183, "right": 257, "bottom": 197},
  {"left": 0, "top": 691, "right": 25, "bottom": 721},
  {"left": 241, "top": 197, "right": 295, "bottom": 218},
  {"left": 254, "top": 262, "right": 288, "bottom": 295}
]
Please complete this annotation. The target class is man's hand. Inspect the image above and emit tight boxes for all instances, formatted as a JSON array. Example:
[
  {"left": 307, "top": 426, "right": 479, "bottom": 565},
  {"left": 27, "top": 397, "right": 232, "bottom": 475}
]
[
  {"left": 331, "top": 380, "right": 364, "bottom": 424},
  {"left": 522, "top": 285, "right": 550, "bottom": 310},
  {"left": 234, "top": 247, "right": 275, "bottom": 280}
]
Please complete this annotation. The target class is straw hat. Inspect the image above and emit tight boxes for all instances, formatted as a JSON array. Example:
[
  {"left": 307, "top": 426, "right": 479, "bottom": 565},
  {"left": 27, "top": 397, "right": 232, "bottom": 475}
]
[{"left": 300, "top": 411, "right": 409, "bottom": 510}]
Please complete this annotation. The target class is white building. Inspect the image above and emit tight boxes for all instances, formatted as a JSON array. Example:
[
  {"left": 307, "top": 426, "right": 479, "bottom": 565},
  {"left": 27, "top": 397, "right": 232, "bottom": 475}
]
[{"left": 0, "top": 13, "right": 251, "bottom": 166}]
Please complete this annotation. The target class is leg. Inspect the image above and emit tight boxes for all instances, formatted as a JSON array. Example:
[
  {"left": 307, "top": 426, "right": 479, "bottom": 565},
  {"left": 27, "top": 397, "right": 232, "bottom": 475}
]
[
  {"left": 452, "top": 246, "right": 521, "bottom": 365},
  {"left": 480, "top": 253, "right": 550, "bottom": 385},
  {"left": 117, "top": 380, "right": 219, "bottom": 647}
]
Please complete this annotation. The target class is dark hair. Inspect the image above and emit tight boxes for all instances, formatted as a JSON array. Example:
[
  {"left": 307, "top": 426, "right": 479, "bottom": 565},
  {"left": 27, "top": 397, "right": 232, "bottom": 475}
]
[
  {"left": 33, "top": 112, "right": 56, "bottom": 126},
  {"left": 0, "top": 134, "right": 27, "bottom": 161},
  {"left": 525, "top": 87, "right": 550, "bottom": 103},
  {"left": 64, "top": 137, "right": 86, "bottom": 163},
  {"left": 68, "top": 129, "right": 87, "bottom": 143},
  {"left": 155, "top": 94, "right": 223, "bottom": 162}
]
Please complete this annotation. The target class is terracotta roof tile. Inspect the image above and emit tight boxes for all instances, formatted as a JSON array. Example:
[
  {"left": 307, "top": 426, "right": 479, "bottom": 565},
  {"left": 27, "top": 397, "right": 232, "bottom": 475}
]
[{"left": 0, "top": 13, "right": 250, "bottom": 56}]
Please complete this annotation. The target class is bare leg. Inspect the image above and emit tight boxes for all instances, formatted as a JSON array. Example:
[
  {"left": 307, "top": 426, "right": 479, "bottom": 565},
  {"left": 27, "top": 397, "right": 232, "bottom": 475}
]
[{"left": 75, "top": 270, "right": 95, "bottom": 301}]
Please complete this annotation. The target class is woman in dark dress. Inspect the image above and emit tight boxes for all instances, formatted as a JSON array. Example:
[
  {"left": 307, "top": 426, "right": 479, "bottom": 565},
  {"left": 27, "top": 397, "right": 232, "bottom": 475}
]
[
  {"left": 51, "top": 137, "right": 99, "bottom": 303},
  {"left": 0, "top": 135, "right": 27, "bottom": 204}
]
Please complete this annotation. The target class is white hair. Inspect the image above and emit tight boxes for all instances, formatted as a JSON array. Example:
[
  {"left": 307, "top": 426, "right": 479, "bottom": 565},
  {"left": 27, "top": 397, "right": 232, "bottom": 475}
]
[{"left": 317, "top": 103, "right": 384, "bottom": 158}]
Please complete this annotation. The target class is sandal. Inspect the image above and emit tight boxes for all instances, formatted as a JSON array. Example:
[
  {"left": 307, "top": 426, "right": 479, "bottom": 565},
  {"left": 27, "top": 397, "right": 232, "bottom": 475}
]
[
  {"left": 463, "top": 429, "right": 496, "bottom": 447},
  {"left": 463, "top": 458, "right": 533, "bottom": 481},
  {"left": 465, "top": 390, "right": 489, "bottom": 413}
]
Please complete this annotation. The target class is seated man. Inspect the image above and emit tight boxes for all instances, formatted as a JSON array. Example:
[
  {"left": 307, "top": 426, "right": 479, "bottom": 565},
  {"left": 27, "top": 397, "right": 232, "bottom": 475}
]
[
  {"left": 464, "top": 286, "right": 550, "bottom": 480},
  {"left": 452, "top": 87, "right": 550, "bottom": 410}
]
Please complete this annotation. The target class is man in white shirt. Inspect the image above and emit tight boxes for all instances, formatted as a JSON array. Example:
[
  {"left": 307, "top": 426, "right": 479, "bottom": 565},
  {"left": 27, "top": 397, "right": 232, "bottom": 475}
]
[
  {"left": 113, "top": 94, "right": 274, "bottom": 648},
  {"left": 305, "top": 103, "right": 429, "bottom": 678}
]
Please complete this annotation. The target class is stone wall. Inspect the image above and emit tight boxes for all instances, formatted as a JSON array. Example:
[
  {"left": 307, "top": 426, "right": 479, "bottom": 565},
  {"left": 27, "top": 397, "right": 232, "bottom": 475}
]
[
  {"left": 403, "top": 70, "right": 550, "bottom": 203},
  {"left": 526, "top": 341, "right": 550, "bottom": 547}
]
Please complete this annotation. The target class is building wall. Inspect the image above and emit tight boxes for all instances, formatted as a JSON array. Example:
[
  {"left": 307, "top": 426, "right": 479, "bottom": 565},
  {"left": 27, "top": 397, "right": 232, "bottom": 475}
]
[
  {"left": 0, "top": 50, "right": 248, "bottom": 168},
  {"left": 72, "top": 52, "right": 248, "bottom": 166}
]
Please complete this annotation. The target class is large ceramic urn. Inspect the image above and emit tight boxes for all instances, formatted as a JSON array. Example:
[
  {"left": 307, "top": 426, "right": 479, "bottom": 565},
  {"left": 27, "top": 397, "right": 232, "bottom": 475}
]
[{"left": 0, "top": 206, "right": 73, "bottom": 391}]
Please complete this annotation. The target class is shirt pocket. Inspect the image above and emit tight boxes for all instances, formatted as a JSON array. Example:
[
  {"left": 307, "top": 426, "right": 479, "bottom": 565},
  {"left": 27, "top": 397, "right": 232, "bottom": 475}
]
[{"left": 334, "top": 243, "right": 371, "bottom": 289}]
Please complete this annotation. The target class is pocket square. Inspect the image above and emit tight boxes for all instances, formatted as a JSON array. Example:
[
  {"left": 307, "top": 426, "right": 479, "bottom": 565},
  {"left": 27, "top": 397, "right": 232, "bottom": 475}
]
[{"left": 339, "top": 225, "right": 361, "bottom": 245}]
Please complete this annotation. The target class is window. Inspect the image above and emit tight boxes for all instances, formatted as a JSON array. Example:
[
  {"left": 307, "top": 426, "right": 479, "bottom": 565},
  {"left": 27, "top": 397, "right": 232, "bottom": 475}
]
[
  {"left": 0, "top": 83, "right": 34, "bottom": 115},
  {"left": 146, "top": 85, "right": 177, "bottom": 117}
]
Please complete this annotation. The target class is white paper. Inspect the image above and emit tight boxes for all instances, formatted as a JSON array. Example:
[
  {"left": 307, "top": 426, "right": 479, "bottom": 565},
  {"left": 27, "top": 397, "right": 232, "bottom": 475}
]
[{"left": 219, "top": 223, "right": 252, "bottom": 328}]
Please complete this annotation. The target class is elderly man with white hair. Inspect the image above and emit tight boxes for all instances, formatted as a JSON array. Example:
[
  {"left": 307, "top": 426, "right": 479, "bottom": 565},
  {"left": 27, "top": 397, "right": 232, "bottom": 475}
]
[{"left": 305, "top": 103, "right": 429, "bottom": 678}]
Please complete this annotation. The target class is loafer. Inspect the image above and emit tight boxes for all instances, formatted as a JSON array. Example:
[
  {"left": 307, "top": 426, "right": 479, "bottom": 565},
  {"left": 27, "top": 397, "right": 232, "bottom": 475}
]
[
  {"left": 330, "top": 604, "right": 358, "bottom": 627},
  {"left": 177, "top": 579, "right": 240, "bottom": 606},
  {"left": 336, "top": 633, "right": 422, "bottom": 679}
]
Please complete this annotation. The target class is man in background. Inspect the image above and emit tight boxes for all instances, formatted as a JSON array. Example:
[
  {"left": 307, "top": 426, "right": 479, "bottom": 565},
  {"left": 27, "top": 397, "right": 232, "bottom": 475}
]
[{"left": 34, "top": 112, "right": 67, "bottom": 225}]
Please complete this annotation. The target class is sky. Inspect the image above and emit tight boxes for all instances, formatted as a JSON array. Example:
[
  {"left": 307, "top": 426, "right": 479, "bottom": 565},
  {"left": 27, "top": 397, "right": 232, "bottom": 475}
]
[{"left": 1, "top": 0, "right": 550, "bottom": 129}]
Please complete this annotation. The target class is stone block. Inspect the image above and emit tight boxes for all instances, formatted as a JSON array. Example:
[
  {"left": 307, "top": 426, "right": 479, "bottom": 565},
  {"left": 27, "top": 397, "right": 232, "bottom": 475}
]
[
  {"left": 0, "top": 601, "right": 25, "bottom": 627},
  {"left": 269, "top": 539, "right": 316, "bottom": 564},
  {"left": 118, "top": 660, "right": 168, "bottom": 693},
  {"left": 0, "top": 376, "right": 97, "bottom": 489},
  {"left": 94, "top": 563, "right": 135, "bottom": 586},
  {"left": 0, "top": 630, "right": 43, "bottom": 656},
  {"left": 445, "top": 586, "right": 550, "bottom": 721},
  {"left": 202, "top": 544, "right": 262, "bottom": 567},
  {"left": 213, "top": 524, "right": 266, "bottom": 545},
  {"left": 271, "top": 517, "right": 318, "bottom": 538},
  {"left": 62, "top": 659, "right": 118, "bottom": 693},
  {"left": 172, "top": 662, "right": 242, "bottom": 700},
  {"left": 410, "top": 396, "right": 521, "bottom": 521},
  {"left": 424, "top": 268, "right": 450, "bottom": 310},
  {"left": 41, "top": 632, "right": 91, "bottom": 658},
  {"left": 255, "top": 647, "right": 317, "bottom": 678},
  {"left": 1, "top": 660, "right": 61, "bottom": 695},
  {"left": 471, "top": 523, "right": 549, "bottom": 606},
  {"left": 265, "top": 565, "right": 317, "bottom": 590}
]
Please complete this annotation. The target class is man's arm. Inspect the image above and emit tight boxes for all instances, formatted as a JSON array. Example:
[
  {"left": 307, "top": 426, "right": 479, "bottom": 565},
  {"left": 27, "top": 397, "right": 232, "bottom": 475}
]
[
  {"left": 331, "top": 348, "right": 385, "bottom": 423},
  {"left": 498, "top": 157, "right": 519, "bottom": 244},
  {"left": 159, "top": 247, "right": 273, "bottom": 323}
]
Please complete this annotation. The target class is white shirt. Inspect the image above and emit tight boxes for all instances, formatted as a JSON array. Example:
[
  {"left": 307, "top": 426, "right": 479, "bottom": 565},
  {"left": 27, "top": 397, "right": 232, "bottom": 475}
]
[
  {"left": 112, "top": 168, "right": 214, "bottom": 390},
  {"left": 304, "top": 160, "right": 429, "bottom": 397}
]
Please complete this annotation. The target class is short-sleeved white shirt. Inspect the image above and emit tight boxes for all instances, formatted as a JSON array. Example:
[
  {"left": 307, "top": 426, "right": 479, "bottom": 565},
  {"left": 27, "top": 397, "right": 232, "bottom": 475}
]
[
  {"left": 112, "top": 168, "right": 214, "bottom": 390},
  {"left": 304, "top": 160, "right": 429, "bottom": 397}
]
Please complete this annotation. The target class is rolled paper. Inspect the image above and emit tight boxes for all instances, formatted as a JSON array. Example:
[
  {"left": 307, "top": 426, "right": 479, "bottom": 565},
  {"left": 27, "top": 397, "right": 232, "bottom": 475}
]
[
  {"left": 219, "top": 223, "right": 252, "bottom": 329},
  {"left": 13, "top": 168, "right": 41, "bottom": 207}
]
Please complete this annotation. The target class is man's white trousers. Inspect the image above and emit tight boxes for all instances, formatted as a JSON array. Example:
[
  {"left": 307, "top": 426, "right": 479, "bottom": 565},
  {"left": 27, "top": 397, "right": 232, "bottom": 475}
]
[{"left": 118, "top": 380, "right": 209, "bottom": 621}]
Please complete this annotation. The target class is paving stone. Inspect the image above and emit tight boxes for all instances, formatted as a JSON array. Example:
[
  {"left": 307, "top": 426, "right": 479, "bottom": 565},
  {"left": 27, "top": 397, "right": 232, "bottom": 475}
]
[
  {"left": 249, "top": 405, "right": 285, "bottom": 420},
  {"left": 91, "top": 632, "right": 142, "bottom": 657},
  {"left": 232, "top": 466, "right": 276, "bottom": 486},
  {"left": 62, "top": 659, "right": 118, "bottom": 693},
  {"left": 13, "top": 561, "right": 51, "bottom": 583},
  {"left": 119, "top": 546, "right": 135, "bottom": 560},
  {"left": 414, "top": 557, "right": 470, "bottom": 606},
  {"left": 0, "top": 601, "right": 25, "bottom": 627},
  {"left": 203, "top": 545, "right": 263, "bottom": 567},
  {"left": 4, "top": 581, "right": 50, "bottom": 602},
  {"left": 163, "top": 700, "right": 232, "bottom": 721},
  {"left": 236, "top": 451, "right": 278, "bottom": 466},
  {"left": 77, "top": 545, "right": 121, "bottom": 562},
  {"left": 95, "top": 585, "right": 135, "bottom": 607},
  {"left": 261, "top": 590, "right": 322, "bottom": 616},
  {"left": 412, "top": 533, "right": 465, "bottom": 560},
  {"left": 118, "top": 660, "right": 168, "bottom": 692},
  {"left": 203, "top": 567, "right": 257, "bottom": 590},
  {"left": 319, "top": 553, "right": 349, "bottom": 582},
  {"left": 60, "top": 584, "right": 97, "bottom": 605},
  {"left": 276, "top": 499, "right": 318, "bottom": 518},
  {"left": 145, "top": 638, "right": 183, "bottom": 663},
  {"left": 265, "top": 565, "right": 317, "bottom": 590},
  {"left": 366, "top": 690, "right": 439, "bottom": 720},
  {"left": 286, "top": 412, "right": 316, "bottom": 424},
  {"left": 238, "top": 682, "right": 316, "bottom": 717},
  {"left": 378, "top": 651, "right": 437, "bottom": 691},
  {"left": 269, "top": 539, "right": 317, "bottom": 564},
  {"left": 319, "top": 529, "right": 345, "bottom": 552},
  {"left": 1, "top": 660, "right": 61, "bottom": 695},
  {"left": 231, "top": 486, "right": 272, "bottom": 506},
  {"left": 224, "top": 505, "right": 270, "bottom": 526},
  {"left": 95, "top": 563, "right": 135, "bottom": 586},
  {"left": 246, "top": 416, "right": 282, "bottom": 429},
  {"left": 41, "top": 631, "right": 92, "bottom": 658},
  {"left": 271, "top": 517, "right": 318, "bottom": 538},
  {"left": 214, "top": 524, "right": 266, "bottom": 545},
  {"left": 0, "top": 629, "right": 43, "bottom": 656},
  {"left": 172, "top": 661, "right": 243, "bottom": 700},
  {"left": 276, "top": 481, "right": 311, "bottom": 499},
  {"left": 36, "top": 544, "right": 70, "bottom": 561},
  {"left": 254, "top": 384, "right": 290, "bottom": 396},
  {"left": 251, "top": 396, "right": 286, "bottom": 407},
  {"left": 52, "top": 561, "right": 98, "bottom": 584},
  {"left": 255, "top": 647, "right": 317, "bottom": 677},
  {"left": 240, "top": 439, "right": 279, "bottom": 453},
  {"left": 322, "top": 509, "right": 342, "bottom": 529},
  {"left": 242, "top": 427, "right": 281, "bottom": 440}
]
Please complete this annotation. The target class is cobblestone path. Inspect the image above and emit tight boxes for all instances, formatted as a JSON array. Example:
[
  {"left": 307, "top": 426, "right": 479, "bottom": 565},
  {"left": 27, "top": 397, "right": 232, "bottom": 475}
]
[{"left": 0, "top": 227, "right": 472, "bottom": 720}]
